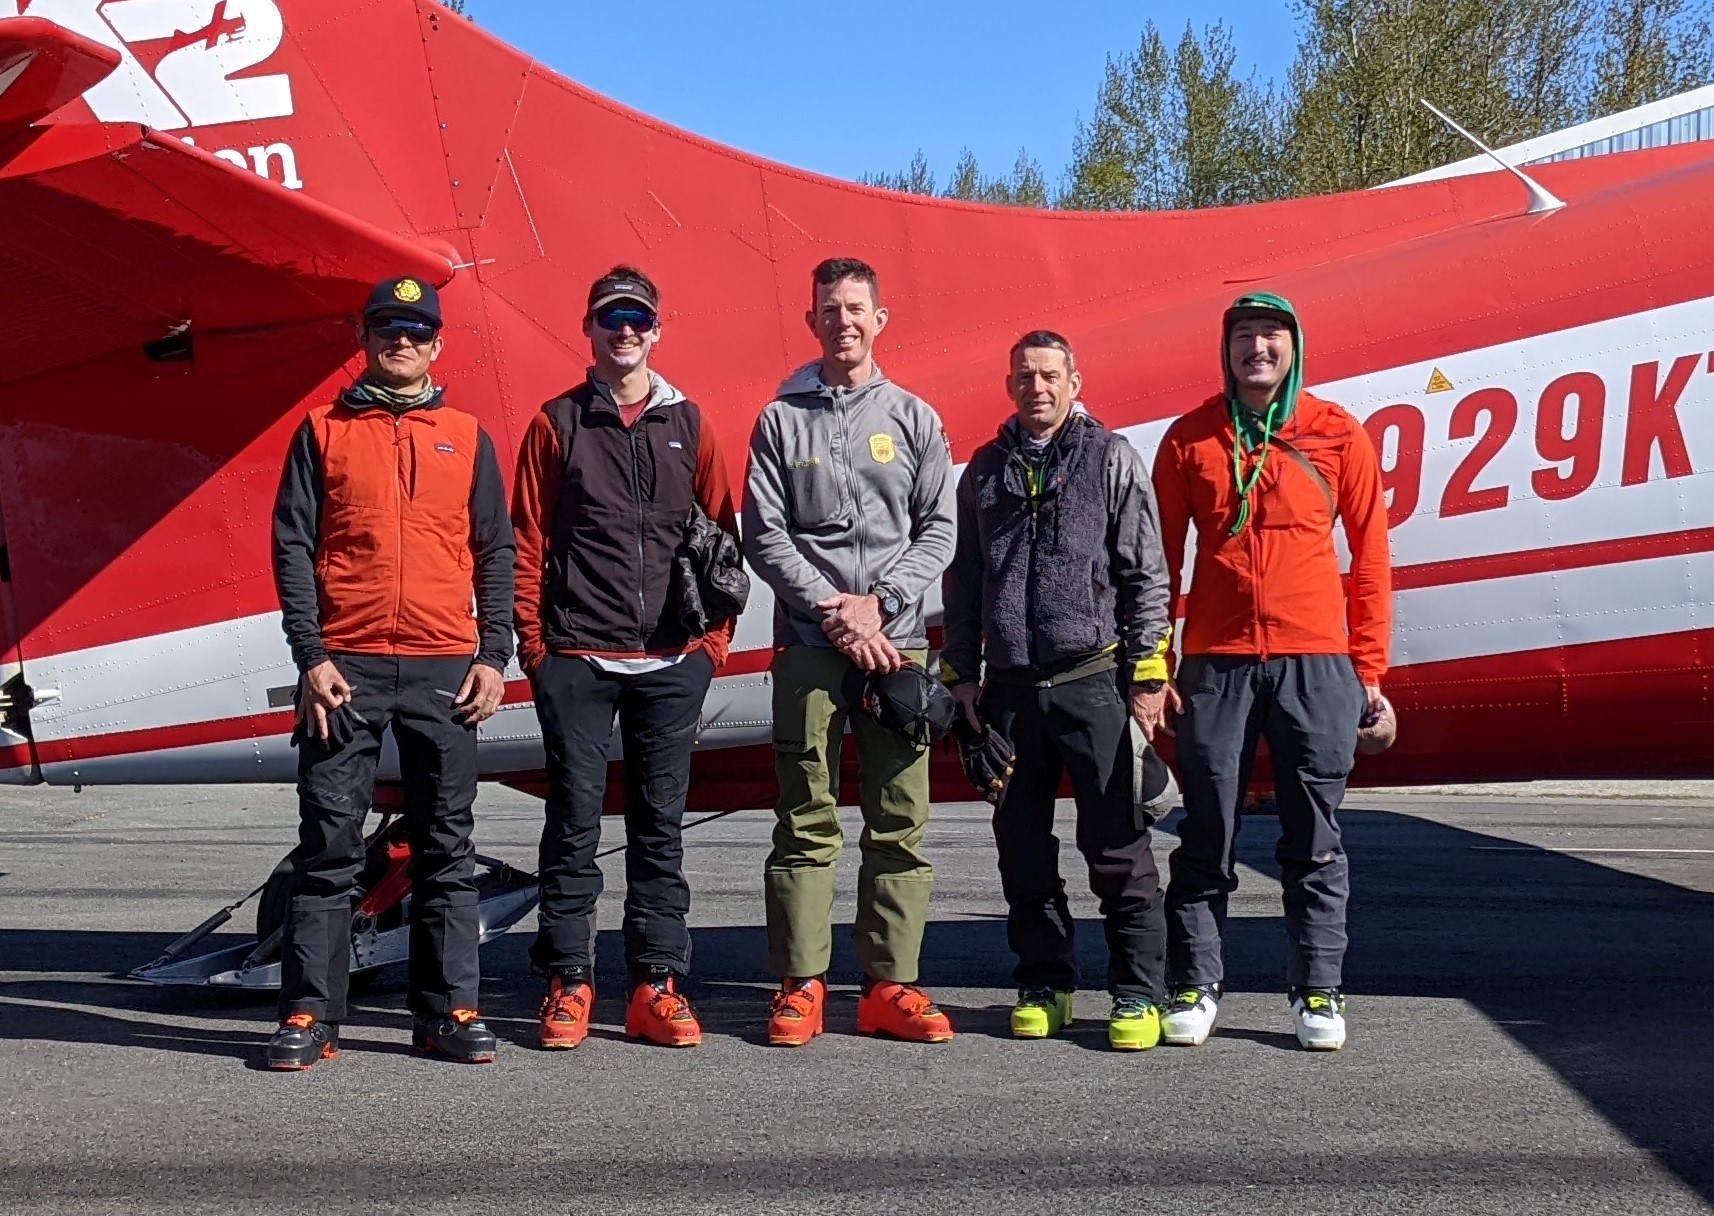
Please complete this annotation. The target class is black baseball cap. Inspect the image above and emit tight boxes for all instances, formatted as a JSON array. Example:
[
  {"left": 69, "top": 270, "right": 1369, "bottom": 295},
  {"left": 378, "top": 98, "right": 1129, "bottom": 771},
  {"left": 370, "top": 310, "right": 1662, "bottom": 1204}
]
[
  {"left": 843, "top": 661, "right": 957, "bottom": 748},
  {"left": 364, "top": 276, "right": 442, "bottom": 326},
  {"left": 586, "top": 270, "right": 659, "bottom": 315}
]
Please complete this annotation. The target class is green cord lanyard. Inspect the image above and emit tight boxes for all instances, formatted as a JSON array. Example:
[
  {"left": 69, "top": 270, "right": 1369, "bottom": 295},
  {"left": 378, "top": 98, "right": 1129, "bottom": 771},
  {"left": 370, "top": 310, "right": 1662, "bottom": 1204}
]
[{"left": 1228, "top": 398, "right": 1281, "bottom": 536}]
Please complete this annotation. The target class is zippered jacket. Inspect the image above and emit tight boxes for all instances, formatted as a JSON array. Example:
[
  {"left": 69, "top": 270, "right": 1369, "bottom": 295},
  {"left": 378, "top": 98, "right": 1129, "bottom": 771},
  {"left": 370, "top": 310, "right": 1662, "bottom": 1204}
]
[
  {"left": 743, "top": 362, "right": 956, "bottom": 649},
  {"left": 942, "top": 410, "right": 1171, "bottom": 684},
  {"left": 272, "top": 388, "right": 515, "bottom": 673},
  {"left": 510, "top": 372, "right": 738, "bottom": 674},
  {"left": 1152, "top": 390, "right": 1392, "bottom": 684}
]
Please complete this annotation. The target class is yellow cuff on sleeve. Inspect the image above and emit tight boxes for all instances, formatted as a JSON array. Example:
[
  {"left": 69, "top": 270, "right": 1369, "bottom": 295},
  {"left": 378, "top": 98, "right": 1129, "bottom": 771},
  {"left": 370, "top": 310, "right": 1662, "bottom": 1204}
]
[
  {"left": 1131, "top": 630, "right": 1173, "bottom": 684},
  {"left": 1132, "top": 656, "right": 1169, "bottom": 684}
]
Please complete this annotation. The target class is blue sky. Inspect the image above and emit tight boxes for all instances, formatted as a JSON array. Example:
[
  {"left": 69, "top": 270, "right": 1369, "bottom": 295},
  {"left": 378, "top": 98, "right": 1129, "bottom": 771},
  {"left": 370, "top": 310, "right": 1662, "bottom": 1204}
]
[{"left": 470, "top": 1, "right": 1300, "bottom": 190}]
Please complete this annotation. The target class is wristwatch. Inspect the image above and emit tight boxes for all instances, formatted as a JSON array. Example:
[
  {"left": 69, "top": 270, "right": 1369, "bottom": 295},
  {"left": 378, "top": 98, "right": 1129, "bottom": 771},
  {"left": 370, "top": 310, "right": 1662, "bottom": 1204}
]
[{"left": 872, "top": 585, "right": 904, "bottom": 621}]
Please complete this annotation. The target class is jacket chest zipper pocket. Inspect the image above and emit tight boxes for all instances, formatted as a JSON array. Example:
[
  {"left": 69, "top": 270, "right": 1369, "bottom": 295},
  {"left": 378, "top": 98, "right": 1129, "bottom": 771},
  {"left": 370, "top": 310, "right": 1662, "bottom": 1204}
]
[{"left": 785, "top": 456, "right": 848, "bottom": 526}]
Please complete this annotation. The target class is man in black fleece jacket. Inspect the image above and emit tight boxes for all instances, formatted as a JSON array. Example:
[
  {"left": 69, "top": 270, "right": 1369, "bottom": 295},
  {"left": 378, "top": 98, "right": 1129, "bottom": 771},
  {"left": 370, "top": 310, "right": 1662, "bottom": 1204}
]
[{"left": 941, "top": 330, "right": 1174, "bottom": 1051}]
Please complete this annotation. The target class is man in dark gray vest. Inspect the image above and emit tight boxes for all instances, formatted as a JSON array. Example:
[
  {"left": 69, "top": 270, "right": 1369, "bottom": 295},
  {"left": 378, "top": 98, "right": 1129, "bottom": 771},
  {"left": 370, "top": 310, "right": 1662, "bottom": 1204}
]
[{"left": 941, "top": 330, "right": 1175, "bottom": 1051}]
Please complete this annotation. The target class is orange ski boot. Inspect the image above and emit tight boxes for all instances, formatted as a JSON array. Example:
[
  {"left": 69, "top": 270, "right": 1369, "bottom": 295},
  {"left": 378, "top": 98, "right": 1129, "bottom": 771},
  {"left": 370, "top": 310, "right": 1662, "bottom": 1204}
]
[
  {"left": 767, "top": 977, "right": 827, "bottom": 1047},
  {"left": 538, "top": 975, "right": 594, "bottom": 1050},
  {"left": 856, "top": 980, "right": 955, "bottom": 1043},
  {"left": 624, "top": 968, "right": 703, "bottom": 1047}
]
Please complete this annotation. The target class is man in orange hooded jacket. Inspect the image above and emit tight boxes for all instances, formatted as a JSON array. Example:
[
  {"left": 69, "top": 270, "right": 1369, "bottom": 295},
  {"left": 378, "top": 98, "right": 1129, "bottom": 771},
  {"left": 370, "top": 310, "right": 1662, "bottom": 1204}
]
[{"left": 1151, "top": 292, "right": 1391, "bottom": 1052}]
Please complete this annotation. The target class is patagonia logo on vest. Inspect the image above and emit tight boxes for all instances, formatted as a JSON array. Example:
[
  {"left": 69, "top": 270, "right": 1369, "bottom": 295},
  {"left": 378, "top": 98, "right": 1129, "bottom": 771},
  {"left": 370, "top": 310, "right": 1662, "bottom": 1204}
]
[{"left": 435, "top": 443, "right": 457, "bottom": 454}]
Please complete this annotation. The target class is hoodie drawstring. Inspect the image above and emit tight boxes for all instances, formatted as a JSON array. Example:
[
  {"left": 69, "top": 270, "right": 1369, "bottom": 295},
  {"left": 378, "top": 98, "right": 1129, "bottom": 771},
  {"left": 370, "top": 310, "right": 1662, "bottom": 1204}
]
[{"left": 1228, "top": 398, "right": 1281, "bottom": 536}]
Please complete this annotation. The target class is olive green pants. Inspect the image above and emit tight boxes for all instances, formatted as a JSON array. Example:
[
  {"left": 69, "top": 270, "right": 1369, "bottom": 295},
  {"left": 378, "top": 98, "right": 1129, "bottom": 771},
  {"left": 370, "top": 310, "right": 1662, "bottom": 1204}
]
[{"left": 765, "top": 645, "right": 934, "bottom": 982}]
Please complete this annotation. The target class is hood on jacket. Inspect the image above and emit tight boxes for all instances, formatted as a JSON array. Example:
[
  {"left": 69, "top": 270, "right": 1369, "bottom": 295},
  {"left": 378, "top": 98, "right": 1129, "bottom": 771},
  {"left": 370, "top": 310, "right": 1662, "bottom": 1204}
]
[
  {"left": 589, "top": 368, "right": 686, "bottom": 413},
  {"left": 776, "top": 360, "right": 895, "bottom": 402},
  {"left": 1221, "top": 290, "right": 1303, "bottom": 423}
]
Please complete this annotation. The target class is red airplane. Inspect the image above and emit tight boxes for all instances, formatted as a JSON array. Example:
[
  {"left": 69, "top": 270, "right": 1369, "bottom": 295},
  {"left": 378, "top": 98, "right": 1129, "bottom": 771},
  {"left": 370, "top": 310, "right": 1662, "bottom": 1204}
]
[
  {"left": 1, "top": 0, "right": 1712, "bottom": 831},
  {"left": 164, "top": 2, "right": 246, "bottom": 55}
]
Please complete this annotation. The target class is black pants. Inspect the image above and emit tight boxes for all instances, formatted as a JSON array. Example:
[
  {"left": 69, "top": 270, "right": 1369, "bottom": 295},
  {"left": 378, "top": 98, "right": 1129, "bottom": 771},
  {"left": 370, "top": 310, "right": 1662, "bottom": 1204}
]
[
  {"left": 982, "top": 668, "right": 1166, "bottom": 1002},
  {"left": 1166, "top": 653, "right": 1365, "bottom": 992},
  {"left": 529, "top": 650, "right": 713, "bottom": 978},
  {"left": 279, "top": 654, "right": 481, "bottom": 1022}
]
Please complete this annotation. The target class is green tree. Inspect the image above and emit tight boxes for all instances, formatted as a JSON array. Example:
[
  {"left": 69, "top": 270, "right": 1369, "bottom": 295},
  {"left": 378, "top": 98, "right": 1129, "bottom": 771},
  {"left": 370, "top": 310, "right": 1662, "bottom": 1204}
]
[
  {"left": 1060, "top": 21, "right": 1283, "bottom": 210},
  {"left": 1288, "top": 0, "right": 1522, "bottom": 192},
  {"left": 1060, "top": 30, "right": 1172, "bottom": 210},
  {"left": 862, "top": 148, "right": 1050, "bottom": 206},
  {"left": 855, "top": 0, "right": 1714, "bottom": 207},
  {"left": 999, "top": 150, "right": 1051, "bottom": 207},
  {"left": 1284, "top": 0, "right": 1712, "bottom": 193},
  {"left": 942, "top": 148, "right": 1053, "bottom": 205},
  {"left": 860, "top": 150, "right": 937, "bottom": 195},
  {"left": 1590, "top": 0, "right": 1714, "bottom": 113},
  {"left": 942, "top": 147, "right": 986, "bottom": 200}
]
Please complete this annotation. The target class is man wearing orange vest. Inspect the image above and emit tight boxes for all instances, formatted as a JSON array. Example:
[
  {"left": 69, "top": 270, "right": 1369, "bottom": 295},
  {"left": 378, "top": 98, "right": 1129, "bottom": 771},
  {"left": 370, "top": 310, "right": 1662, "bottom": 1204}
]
[
  {"left": 267, "top": 276, "right": 515, "bottom": 1070},
  {"left": 1152, "top": 292, "right": 1391, "bottom": 1053}
]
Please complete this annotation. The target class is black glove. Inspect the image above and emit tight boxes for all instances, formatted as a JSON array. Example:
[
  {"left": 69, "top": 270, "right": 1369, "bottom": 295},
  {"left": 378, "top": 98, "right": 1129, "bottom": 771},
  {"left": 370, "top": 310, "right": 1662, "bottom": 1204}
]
[{"left": 953, "top": 716, "right": 1016, "bottom": 804}]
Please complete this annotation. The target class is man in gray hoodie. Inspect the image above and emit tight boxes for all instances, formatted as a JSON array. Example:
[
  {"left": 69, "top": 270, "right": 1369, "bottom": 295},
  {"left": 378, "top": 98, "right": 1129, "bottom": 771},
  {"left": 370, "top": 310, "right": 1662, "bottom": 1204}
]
[{"left": 743, "top": 257, "right": 958, "bottom": 1046}]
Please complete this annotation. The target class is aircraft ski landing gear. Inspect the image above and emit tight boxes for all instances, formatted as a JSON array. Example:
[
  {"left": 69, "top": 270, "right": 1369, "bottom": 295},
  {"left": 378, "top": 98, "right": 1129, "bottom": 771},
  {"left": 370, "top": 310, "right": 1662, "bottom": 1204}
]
[{"left": 130, "top": 813, "right": 539, "bottom": 991}]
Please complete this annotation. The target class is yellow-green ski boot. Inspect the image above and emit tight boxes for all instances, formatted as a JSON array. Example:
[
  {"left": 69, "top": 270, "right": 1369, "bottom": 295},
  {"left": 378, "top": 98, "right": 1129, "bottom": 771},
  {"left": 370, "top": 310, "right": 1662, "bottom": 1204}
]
[
  {"left": 1108, "top": 997, "right": 1162, "bottom": 1051},
  {"left": 1010, "top": 987, "right": 1074, "bottom": 1039}
]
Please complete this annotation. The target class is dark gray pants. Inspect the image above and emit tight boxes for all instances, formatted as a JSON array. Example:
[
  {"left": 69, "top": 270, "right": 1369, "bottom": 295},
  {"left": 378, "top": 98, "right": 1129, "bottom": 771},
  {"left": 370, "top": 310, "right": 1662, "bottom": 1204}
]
[
  {"left": 983, "top": 668, "right": 1167, "bottom": 1002},
  {"left": 1166, "top": 654, "right": 1364, "bottom": 991},
  {"left": 280, "top": 654, "right": 482, "bottom": 1023}
]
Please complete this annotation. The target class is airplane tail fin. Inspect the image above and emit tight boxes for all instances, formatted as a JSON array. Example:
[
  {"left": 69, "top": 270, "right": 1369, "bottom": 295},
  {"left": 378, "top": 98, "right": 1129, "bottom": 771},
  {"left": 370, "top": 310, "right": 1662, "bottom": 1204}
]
[
  {"left": 0, "top": 17, "right": 118, "bottom": 141},
  {"left": 0, "top": 2, "right": 462, "bottom": 667}
]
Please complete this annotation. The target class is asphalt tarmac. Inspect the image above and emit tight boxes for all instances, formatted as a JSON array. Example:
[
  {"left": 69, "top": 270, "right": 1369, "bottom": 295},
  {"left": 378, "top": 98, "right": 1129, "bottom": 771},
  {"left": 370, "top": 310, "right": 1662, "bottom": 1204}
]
[{"left": 2, "top": 783, "right": 1711, "bottom": 1215}]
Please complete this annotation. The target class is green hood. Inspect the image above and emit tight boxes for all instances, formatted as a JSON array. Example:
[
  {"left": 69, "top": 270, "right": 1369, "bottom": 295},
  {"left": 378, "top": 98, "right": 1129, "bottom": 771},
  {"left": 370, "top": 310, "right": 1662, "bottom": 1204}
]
[
  {"left": 1220, "top": 290, "right": 1302, "bottom": 536},
  {"left": 1222, "top": 290, "right": 1303, "bottom": 437}
]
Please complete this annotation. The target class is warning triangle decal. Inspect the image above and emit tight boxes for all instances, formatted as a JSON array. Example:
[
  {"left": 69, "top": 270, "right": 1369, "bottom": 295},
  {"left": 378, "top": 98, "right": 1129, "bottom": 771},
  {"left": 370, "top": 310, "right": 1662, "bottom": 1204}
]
[{"left": 1426, "top": 368, "right": 1454, "bottom": 394}]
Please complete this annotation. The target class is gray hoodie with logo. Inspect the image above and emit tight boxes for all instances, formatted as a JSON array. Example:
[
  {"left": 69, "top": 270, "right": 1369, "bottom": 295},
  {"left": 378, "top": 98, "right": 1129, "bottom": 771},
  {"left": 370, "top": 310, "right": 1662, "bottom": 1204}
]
[{"left": 743, "top": 362, "right": 956, "bottom": 649}]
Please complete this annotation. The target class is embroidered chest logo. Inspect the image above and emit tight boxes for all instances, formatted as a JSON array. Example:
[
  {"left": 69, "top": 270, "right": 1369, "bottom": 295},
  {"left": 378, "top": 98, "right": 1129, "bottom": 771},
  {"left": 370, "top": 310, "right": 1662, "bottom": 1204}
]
[
  {"left": 435, "top": 443, "right": 456, "bottom": 454},
  {"left": 868, "top": 434, "right": 896, "bottom": 465}
]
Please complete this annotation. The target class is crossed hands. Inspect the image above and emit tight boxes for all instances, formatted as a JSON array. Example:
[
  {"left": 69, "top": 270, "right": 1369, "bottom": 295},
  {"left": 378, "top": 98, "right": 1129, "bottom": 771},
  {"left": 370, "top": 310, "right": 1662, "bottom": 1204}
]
[{"left": 817, "top": 593, "right": 904, "bottom": 675}]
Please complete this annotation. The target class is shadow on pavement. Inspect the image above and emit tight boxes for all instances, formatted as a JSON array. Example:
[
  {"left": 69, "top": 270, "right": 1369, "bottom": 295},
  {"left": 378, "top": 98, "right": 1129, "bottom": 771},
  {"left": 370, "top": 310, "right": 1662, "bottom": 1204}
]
[{"left": 2, "top": 806, "right": 1711, "bottom": 1197}]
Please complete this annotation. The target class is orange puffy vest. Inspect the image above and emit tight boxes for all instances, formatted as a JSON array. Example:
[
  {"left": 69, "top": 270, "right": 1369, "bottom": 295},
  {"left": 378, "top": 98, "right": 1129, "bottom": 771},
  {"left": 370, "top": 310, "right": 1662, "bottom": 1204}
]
[{"left": 310, "top": 401, "right": 482, "bottom": 657}]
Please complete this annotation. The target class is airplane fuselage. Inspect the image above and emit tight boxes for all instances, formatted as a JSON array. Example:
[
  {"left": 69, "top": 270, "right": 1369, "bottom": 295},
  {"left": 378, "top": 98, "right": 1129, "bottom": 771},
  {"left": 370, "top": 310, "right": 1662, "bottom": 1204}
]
[{"left": 1, "top": 0, "right": 1710, "bottom": 805}]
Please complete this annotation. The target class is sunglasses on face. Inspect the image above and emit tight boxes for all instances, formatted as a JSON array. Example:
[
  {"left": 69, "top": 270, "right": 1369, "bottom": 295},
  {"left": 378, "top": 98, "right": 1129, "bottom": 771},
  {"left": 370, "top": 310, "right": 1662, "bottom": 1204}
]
[
  {"left": 593, "top": 305, "right": 657, "bottom": 333},
  {"left": 370, "top": 320, "right": 440, "bottom": 344}
]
